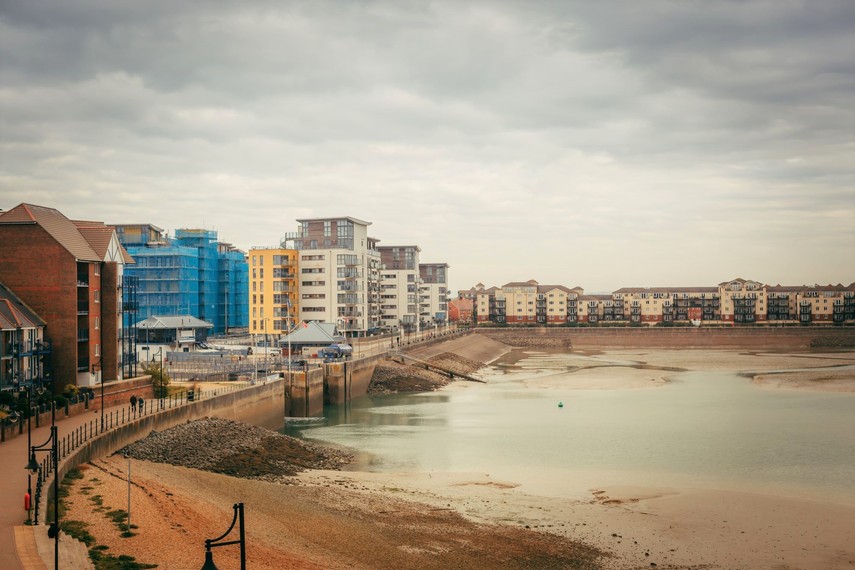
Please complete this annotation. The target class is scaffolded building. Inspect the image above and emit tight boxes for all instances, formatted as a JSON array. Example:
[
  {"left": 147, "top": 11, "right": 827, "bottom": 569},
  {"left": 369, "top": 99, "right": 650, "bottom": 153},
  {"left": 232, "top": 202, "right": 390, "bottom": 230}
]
[{"left": 113, "top": 225, "right": 248, "bottom": 334}]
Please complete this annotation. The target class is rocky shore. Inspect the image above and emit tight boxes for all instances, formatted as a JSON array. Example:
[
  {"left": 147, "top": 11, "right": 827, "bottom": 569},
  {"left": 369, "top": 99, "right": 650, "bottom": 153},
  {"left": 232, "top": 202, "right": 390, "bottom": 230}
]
[
  {"left": 368, "top": 352, "right": 484, "bottom": 394},
  {"left": 119, "top": 417, "right": 351, "bottom": 481}
]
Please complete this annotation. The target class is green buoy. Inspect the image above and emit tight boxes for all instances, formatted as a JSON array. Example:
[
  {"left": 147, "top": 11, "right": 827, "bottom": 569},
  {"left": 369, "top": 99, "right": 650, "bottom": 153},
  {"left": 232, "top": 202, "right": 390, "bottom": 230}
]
[{"left": 558, "top": 401, "right": 564, "bottom": 408}]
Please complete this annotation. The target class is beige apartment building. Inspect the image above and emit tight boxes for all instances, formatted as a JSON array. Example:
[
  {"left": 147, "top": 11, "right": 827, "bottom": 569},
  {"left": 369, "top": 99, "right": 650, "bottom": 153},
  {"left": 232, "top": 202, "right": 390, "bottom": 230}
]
[
  {"left": 282, "top": 217, "right": 382, "bottom": 335},
  {"left": 469, "top": 277, "right": 855, "bottom": 326},
  {"left": 419, "top": 262, "right": 450, "bottom": 328},
  {"left": 248, "top": 247, "right": 299, "bottom": 338},
  {"left": 473, "top": 280, "right": 582, "bottom": 325}
]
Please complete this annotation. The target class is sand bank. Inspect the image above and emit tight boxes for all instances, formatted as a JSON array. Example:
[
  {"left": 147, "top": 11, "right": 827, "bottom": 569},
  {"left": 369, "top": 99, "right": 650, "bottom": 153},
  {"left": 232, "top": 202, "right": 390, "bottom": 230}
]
[
  {"left": 493, "top": 349, "right": 855, "bottom": 392},
  {"left": 300, "top": 469, "right": 855, "bottom": 570}
]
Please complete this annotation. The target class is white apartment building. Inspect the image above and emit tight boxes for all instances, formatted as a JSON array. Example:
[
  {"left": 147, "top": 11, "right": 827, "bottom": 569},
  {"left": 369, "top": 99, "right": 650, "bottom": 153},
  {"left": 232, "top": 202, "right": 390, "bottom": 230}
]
[
  {"left": 419, "top": 263, "right": 450, "bottom": 328},
  {"left": 378, "top": 246, "right": 420, "bottom": 332},
  {"left": 282, "top": 217, "right": 380, "bottom": 335}
]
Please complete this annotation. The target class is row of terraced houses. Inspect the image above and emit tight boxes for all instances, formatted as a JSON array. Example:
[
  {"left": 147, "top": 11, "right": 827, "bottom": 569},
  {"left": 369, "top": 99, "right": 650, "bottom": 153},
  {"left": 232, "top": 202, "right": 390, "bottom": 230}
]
[{"left": 461, "top": 279, "right": 855, "bottom": 326}]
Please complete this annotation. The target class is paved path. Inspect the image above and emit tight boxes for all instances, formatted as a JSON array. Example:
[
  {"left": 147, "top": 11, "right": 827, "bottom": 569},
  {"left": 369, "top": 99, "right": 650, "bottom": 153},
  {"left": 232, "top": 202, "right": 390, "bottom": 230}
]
[{"left": 0, "top": 402, "right": 129, "bottom": 569}]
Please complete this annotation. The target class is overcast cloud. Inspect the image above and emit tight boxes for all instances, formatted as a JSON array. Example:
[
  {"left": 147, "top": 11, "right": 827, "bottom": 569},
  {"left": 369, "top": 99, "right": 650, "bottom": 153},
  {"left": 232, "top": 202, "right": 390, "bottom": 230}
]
[{"left": 1, "top": 0, "right": 853, "bottom": 292}]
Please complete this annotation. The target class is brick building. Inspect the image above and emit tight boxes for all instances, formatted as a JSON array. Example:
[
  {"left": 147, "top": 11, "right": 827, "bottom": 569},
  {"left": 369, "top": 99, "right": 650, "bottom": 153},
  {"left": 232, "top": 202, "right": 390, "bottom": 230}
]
[{"left": 0, "top": 204, "right": 132, "bottom": 389}]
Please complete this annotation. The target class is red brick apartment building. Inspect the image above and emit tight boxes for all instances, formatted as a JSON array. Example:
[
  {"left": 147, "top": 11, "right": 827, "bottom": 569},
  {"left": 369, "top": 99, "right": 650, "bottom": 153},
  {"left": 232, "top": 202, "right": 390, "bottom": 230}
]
[{"left": 0, "top": 204, "right": 133, "bottom": 390}]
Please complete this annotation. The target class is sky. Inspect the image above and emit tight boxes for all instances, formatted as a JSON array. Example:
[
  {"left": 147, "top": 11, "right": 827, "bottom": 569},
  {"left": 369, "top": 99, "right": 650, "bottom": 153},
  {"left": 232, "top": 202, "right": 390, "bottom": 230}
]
[{"left": 1, "top": 0, "right": 853, "bottom": 293}]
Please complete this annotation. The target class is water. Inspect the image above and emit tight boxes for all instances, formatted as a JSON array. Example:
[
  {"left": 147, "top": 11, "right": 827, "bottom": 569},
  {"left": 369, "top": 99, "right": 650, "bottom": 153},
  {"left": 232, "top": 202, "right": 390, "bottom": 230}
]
[{"left": 286, "top": 351, "right": 855, "bottom": 500}]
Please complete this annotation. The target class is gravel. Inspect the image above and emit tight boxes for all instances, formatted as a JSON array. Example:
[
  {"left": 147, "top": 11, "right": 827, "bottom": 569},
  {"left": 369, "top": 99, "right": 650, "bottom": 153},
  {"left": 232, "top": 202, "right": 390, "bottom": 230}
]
[{"left": 118, "top": 417, "right": 352, "bottom": 482}]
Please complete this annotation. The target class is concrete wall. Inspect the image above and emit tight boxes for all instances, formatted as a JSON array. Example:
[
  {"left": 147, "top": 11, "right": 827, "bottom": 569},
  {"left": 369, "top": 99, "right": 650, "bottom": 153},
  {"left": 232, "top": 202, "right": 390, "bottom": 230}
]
[
  {"left": 285, "top": 368, "right": 325, "bottom": 417},
  {"left": 476, "top": 326, "right": 855, "bottom": 350},
  {"left": 44, "top": 380, "right": 287, "bottom": 516}
]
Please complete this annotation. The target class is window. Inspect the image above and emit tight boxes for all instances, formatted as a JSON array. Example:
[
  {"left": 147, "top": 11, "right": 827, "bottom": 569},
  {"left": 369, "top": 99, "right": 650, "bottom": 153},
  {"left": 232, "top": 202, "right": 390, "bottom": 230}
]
[
  {"left": 95, "top": 317, "right": 100, "bottom": 329},
  {"left": 94, "top": 265, "right": 100, "bottom": 276},
  {"left": 259, "top": 268, "right": 264, "bottom": 278},
  {"left": 324, "top": 221, "right": 332, "bottom": 237},
  {"left": 95, "top": 344, "right": 100, "bottom": 357},
  {"left": 252, "top": 256, "right": 257, "bottom": 266},
  {"left": 94, "top": 290, "right": 100, "bottom": 303}
]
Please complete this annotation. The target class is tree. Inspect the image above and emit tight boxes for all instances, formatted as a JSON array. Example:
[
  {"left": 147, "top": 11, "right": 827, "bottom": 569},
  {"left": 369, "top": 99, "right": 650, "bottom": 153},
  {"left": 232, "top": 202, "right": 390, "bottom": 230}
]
[{"left": 143, "top": 363, "right": 170, "bottom": 398}]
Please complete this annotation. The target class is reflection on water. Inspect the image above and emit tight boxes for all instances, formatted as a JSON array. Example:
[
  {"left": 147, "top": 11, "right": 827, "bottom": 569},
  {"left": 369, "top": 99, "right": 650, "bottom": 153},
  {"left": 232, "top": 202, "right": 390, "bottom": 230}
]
[{"left": 285, "top": 351, "right": 855, "bottom": 497}]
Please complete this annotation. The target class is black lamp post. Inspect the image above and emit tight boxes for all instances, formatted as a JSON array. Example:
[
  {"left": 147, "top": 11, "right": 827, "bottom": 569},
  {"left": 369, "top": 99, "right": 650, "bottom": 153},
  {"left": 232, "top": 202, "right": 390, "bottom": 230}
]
[
  {"left": 27, "top": 425, "right": 59, "bottom": 569},
  {"left": 201, "top": 502, "right": 245, "bottom": 570}
]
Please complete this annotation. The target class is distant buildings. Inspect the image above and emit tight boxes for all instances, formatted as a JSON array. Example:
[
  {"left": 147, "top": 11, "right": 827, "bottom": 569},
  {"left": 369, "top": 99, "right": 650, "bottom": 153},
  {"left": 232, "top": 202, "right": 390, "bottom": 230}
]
[
  {"left": 113, "top": 224, "right": 248, "bottom": 335},
  {"left": 466, "top": 278, "right": 855, "bottom": 326},
  {"left": 0, "top": 204, "right": 132, "bottom": 389},
  {"left": 378, "top": 245, "right": 421, "bottom": 332}
]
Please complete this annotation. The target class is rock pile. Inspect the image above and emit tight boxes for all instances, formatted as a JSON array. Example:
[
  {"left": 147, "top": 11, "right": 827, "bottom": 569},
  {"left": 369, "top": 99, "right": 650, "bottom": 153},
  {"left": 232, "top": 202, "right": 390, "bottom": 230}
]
[
  {"left": 368, "top": 361, "right": 450, "bottom": 394},
  {"left": 427, "top": 352, "right": 484, "bottom": 375},
  {"left": 368, "top": 352, "right": 486, "bottom": 394},
  {"left": 118, "top": 417, "right": 351, "bottom": 482}
]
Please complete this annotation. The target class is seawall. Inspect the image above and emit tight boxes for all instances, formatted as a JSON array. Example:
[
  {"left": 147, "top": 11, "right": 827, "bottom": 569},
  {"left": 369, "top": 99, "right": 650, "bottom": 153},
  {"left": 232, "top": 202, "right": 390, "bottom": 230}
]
[{"left": 475, "top": 326, "right": 855, "bottom": 350}]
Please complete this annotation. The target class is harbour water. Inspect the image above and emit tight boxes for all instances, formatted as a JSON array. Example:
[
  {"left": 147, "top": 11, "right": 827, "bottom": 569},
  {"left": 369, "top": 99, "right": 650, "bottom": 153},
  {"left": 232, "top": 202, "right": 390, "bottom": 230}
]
[{"left": 286, "top": 350, "right": 855, "bottom": 501}]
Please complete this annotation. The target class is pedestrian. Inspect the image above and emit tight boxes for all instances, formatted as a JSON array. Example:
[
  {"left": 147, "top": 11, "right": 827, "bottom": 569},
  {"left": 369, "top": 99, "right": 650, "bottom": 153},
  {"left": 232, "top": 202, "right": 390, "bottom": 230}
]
[
  {"left": 130, "top": 394, "right": 137, "bottom": 415},
  {"left": 138, "top": 396, "right": 144, "bottom": 414}
]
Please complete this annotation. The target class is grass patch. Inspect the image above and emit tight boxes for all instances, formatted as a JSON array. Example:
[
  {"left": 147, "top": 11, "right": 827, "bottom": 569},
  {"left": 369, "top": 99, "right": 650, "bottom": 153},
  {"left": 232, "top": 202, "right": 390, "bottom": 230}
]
[
  {"left": 88, "top": 548, "right": 157, "bottom": 569},
  {"left": 61, "top": 520, "right": 95, "bottom": 546},
  {"left": 105, "top": 509, "right": 135, "bottom": 536},
  {"left": 59, "top": 464, "right": 157, "bottom": 569}
]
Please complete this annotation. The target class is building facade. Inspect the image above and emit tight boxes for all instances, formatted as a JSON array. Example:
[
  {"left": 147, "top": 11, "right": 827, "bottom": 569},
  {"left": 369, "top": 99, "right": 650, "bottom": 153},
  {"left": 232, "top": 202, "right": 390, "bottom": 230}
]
[
  {"left": 113, "top": 225, "right": 248, "bottom": 334},
  {"left": 0, "top": 282, "right": 51, "bottom": 392},
  {"left": 247, "top": 247, "right": 299, "bottom": 338},
  {"left": 378, "top": 246, "right": 421, "bottom": 332},
  {"left": 471, "top": 277, "right": 855, "bottom": 326},
  {"left": 419, "top": 262, "right": 450, "bottom": 328},
  {"left": 283, "top": 217, "right": 380, "bottom": 336},
  {"left": 0, "top": 204, "right": 131, "bottom": 388}
]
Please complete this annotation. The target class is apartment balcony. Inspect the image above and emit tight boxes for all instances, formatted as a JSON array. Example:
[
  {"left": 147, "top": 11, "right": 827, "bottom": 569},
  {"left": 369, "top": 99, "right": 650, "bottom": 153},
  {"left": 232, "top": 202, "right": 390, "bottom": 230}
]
[
  {"left": 77, "top": 330, "right": 89, "bottom": 343},
  {"left": 77, "top": 303, "right": 89, "bottom": 315}
]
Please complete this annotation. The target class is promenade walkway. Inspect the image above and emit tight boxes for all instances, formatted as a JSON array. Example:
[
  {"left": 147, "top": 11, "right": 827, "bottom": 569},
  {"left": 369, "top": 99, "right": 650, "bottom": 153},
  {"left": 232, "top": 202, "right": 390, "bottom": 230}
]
[{"left": 0, "top": 388, "right": 223, "bottom": 569}]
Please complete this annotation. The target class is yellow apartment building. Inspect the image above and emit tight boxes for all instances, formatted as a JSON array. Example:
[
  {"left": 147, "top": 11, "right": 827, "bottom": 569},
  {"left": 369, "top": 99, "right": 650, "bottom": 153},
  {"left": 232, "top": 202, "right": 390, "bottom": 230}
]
[{"left": 248, "top": 247, "right": 299, "bottom": 338}]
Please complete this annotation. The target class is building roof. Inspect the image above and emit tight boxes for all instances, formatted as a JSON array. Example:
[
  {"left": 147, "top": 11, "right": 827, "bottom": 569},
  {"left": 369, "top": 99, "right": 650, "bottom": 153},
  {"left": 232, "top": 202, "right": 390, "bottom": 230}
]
[
  {"left": 0, "top": 282, "right": 46, "bottom": 330},
  {"left": 135, "top": 315, "right": 214, "bottom": 330},
  {"left": 296, "top": 216, "right": 372, "bottom": 226},
  {"left": 449, "top": 298, "right": 473, "bottom": 311},
  {"left": 281, "top": 321, "right": 342, "bottom": 344},
  {"left": 537, "top": 284, "right": 577, "bottom": 294},
  {"left": 502, "top": 280, "right": 539, "bottom": 288},
  {"left": 75, "top": 222, "right": 135, "bottom": 264},
  {"left": 0, "top": 203, "right": 101, "bottom": 261},
  {"left": 766, "top": 285, "right": 807, "bottom": 293}
]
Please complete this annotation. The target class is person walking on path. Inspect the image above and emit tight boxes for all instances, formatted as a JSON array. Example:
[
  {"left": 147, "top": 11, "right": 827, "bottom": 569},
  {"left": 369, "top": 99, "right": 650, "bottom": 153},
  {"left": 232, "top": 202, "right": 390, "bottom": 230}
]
[{"left": 130, "top": 394, "right": 137, "bottom": 417}]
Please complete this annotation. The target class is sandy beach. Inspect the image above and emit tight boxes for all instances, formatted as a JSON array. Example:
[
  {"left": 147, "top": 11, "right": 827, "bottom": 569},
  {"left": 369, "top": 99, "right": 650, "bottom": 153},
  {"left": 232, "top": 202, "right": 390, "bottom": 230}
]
[{"left": 61, "top": 347, "right": 855, "bottom": 569}]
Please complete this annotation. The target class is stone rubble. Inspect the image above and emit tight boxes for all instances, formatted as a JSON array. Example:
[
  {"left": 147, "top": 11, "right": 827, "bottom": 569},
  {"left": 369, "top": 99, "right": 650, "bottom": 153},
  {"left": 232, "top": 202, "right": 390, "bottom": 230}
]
[{"left": 118, "top": 417, "right": 351, "bottom": 481}]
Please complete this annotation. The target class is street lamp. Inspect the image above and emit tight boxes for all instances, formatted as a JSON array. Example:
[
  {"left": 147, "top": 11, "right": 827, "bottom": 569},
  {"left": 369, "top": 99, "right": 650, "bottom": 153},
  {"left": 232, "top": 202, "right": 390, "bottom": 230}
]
[
  {"left": 201, "top": 502, "right": 246, "bottom": 570},
  {"left": 27, "top": 425, "right": 59, "bottom": 569},
  {"left": 92, "top": 358, "right": 104, "bottom": 431}
]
